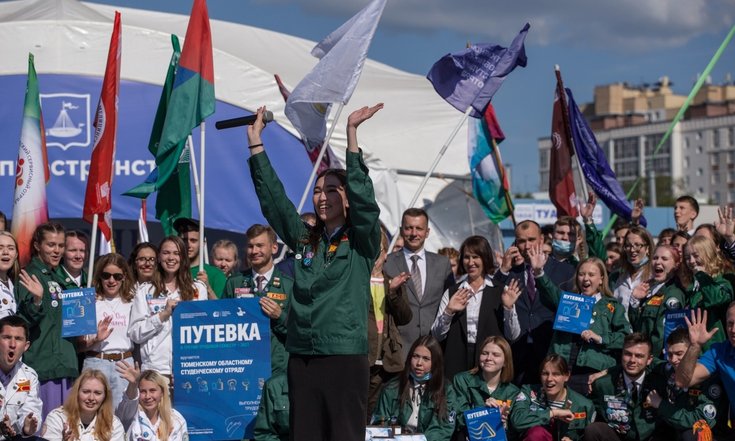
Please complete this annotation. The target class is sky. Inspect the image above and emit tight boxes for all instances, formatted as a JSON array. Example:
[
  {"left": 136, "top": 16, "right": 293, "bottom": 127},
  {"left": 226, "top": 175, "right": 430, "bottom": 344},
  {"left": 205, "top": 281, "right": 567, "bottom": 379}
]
[{"left": 85, "top": 0, "right": 735, "bottom": 193}]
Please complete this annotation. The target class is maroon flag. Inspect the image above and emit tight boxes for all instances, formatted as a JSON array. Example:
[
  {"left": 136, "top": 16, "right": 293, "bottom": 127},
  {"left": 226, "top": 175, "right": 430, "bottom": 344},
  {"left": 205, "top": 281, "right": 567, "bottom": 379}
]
[
  {"left": 549, "top": 77, "right": 578, "bottom": 217},
  {"left": 83, "top": 12, "right": 121, "bottom": 241}
]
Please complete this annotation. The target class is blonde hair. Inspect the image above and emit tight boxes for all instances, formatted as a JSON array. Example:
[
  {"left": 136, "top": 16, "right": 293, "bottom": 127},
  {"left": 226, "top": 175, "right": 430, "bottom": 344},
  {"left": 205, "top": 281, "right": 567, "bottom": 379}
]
[
  {"left": 63, "top": 370, "right": 114, "bottom": 441},
  {"left": 575, "top": 257, "right": 613, "bottom": 298},
  {"left": 686, "top": 235, "right": 726, "bottom": 277},
  {"left": 138, "top": 370, "right": 173, "bottom": 438},
  {"left": 0, "top": 231, "right": 20, "bottom": 282}
]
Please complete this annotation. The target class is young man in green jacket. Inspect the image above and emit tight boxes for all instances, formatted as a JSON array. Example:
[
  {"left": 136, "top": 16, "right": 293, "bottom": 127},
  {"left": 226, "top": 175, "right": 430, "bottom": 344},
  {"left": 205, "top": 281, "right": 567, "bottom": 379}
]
[
  {"left": 222, "top": 224, "right": 292, "bottom": 376},
  {"left": 586, "top": 333, "right": 667, "bottom": 441}
]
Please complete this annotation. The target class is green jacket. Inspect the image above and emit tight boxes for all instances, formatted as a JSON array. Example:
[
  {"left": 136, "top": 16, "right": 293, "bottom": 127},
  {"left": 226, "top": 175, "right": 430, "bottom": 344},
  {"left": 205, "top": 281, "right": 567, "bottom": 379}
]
[
  {"left": 15, "top": 257, "right": 79, "bottom": 381},
  {"left": 189, "top": 263, "right": 226, "bottom": 298},
  {"left": 584, "top": 222, "right": 607, "bottom": 261},
  {"left": 628, "top": 280, "right": 685, "bottom": 358},
  {"left": 451, "top": 371, "right": 518, "bottom": 436},
  {"left": 372, "top": 377, "right": 457, "bottom": 441},
  {"left": 652, "top": 362, "right": 719, "bottom": 433},
  {"left": 222, "top": 267, "right": 293, "bottom": 375},
  {"left": 686, "top": 272, "right": 733, "bottom": 350},
  {"left": 249, "top": 150, "right": 381, "bottom": 355},
  {"left": 590, "top": 366, "right": 668, "bottom": 441},
  {"left": 253, "top": 374, "right": 289, "bottom": 441},
  {"left": 509, "top": 384, "right": 595, "bottom": 441},
  {"left": 537, "top": 274, "right": 631, "bottom": 371}
]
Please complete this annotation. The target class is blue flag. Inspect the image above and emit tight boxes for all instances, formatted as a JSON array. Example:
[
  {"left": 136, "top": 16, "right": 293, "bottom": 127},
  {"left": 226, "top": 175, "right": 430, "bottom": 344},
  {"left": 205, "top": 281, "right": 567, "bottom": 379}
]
[
  {"left": 427, "top": 23, "right": 529, "bottom": 116},
  {"left": 567, "top": 88, "right": 647, "bottom": 226}
]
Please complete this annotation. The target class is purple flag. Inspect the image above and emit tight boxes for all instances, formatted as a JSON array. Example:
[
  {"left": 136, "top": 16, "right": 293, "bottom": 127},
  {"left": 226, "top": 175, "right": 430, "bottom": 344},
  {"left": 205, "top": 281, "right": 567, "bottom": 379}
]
[
  {"left": 567, "top": 88, "right": 647, "bottom": 226},
  {"left": 427, "top": 23, "right": 529, "bottom": 117}
]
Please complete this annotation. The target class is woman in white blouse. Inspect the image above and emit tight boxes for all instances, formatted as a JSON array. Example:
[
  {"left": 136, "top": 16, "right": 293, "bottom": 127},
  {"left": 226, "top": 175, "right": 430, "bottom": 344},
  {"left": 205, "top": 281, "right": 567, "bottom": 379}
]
[
  {"left": 128, "top": 236, "right": 207, "bottom": 379},
  {"left": 78, "top": 253, "right": 136, "bottom": 409},
  {"left": 42, "top": 369, "right": 124, "bottom": 441},
  {"left": 116, "top": 365, "right": 188, "bottom": 441},
  {"left": 0, "top": 231, "right": 19, "bottom": 318}
]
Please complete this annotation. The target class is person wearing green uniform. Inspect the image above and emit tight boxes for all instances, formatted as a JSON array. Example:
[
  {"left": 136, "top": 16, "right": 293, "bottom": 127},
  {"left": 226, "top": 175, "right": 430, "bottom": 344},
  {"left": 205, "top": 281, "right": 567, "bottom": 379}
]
[
  {"left": 647, "top": 329, "right": 722, "bottom": 441},
  {"left": 16, "top": 222, "right": 79, "bottom": 419},
  {"left": 628, "top": 244, "right": 686, "bottom": 358},
  {"left": 452, "top": 336, "right": 518, "bottom": 441},
  {"left": 222, "top": 224, "right": 292, "bottom": 376},
  {"left": 372, "top": 335, "right": 457, "bottom": 441},
  {"left": 247, "top": 104, "right": 382, "bottom": 441},
  {"left": 683, "top": 235, "right": 733, "bottom": 350},
  {"left": 253, "top": 374, "right": 289, "bottom": 441},
  {"left": 586, "top": 333, "right": 667, "bottom": 441},
  {"left": 59, "top": 230, "right": 88, "bottom": 288},
  {"left": 529, "top": 245, "right": 631, "bottom": 395},
  {"left": 174, "top": 217, "right": 226, "bottom": 299},
  {"left": 510, "top": 354, "right": 595, "bottom": 441}
]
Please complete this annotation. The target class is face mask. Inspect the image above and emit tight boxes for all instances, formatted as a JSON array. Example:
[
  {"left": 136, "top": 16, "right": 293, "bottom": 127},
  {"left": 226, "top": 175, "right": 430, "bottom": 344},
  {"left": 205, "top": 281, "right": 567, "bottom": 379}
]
[
  {"left": 410, "top": 371, "right": 432, "bottom": 383},
  {"left": 632, "top": 256, "right": 649, "bottom": 269},
  {"left": 552, "top": 239, "right": 574, "bottom": 257}
]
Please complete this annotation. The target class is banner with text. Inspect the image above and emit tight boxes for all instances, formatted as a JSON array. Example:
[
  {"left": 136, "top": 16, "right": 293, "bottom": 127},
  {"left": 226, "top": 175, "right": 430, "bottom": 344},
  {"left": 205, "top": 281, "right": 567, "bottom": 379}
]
[{"left": 173, "top": 299, "right": 271, "bottom": 441}]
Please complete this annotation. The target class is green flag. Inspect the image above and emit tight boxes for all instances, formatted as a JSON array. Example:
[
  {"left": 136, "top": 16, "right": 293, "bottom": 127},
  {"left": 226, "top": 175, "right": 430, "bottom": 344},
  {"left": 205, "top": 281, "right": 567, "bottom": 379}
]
[{"left": 123, "top": 35, "right": 192, "bottom": 235}]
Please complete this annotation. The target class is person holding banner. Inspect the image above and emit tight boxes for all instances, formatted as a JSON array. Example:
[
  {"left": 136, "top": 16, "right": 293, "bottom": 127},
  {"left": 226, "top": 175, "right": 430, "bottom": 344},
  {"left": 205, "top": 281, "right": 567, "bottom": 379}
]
[
  {"left": 628, "top": 245, "right": 686, "bottom": 358},
  {"left": 16, "top": 222, "right": 79, "bottom": 419},
  {"left": 78, "top": 253, "right": 136, "bottom": 408},
  {"left": 0, "top": 231, "right": 20, "bottom": 318},
  {"left": 116, "top": 367, "right": 188, "bottom": 441},
  {"left": 682, "top": 235, "right": 733, "bottom": 351},
  {"left": 612, "top": 226, "right": 654, "bottom": 316},
  {"left": 372, "top": 335, "right": 457, "bottom": 441},
  {"left": 510, "top": 354, "right": 595, "bottom": 441},
  {"left": 452, "top": 336, "right": 519, "bottom": 441},
  {"left": 128, "top": 243, "right": 158, "bottom": 288},
  {"left": 42, "top": 369, "right": 124, "bottom": 441},
  {"left": 128, "top": 236, "right": 207, "bottom": 381},
  {"left": 247, "top": 104, "right": 382, "bottom": 441},
  {"left": 529, "top": 246, "right": 631, "bottom": 395}
]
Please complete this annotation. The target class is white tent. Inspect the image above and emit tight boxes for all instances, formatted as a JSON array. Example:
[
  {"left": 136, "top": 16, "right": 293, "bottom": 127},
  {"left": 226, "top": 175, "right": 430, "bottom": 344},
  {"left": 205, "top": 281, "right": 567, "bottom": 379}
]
[{"left": 0, "top": 0, "right": 500, "bottom": 250}]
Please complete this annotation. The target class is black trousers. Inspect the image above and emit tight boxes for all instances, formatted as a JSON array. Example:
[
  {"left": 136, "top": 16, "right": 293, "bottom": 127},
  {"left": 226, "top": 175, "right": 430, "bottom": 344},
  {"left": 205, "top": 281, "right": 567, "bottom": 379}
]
[{"left": 288, "top": 354, "right": 368, "bottom": 441}]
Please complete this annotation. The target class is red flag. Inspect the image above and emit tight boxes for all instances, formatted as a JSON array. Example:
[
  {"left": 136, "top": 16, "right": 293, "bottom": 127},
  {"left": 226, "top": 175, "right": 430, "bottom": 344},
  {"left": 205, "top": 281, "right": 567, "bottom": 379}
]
[
  {"left": 83, "top": 12, "right": 121, "bottom": 241},
  {"left": 549, "top": 77, "right": 578, "bottom": 217}
]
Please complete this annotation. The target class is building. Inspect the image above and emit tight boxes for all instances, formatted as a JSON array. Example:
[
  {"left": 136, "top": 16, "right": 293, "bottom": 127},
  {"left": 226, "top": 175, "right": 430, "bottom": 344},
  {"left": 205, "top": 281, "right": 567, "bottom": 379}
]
[{"left": 538, "top": 77, "right": 735, "bottom": 205}]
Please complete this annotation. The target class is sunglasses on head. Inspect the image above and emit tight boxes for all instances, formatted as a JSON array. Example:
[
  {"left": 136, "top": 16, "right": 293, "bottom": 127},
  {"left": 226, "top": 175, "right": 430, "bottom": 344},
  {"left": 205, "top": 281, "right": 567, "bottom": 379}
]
[{"left": 101, "top": 272, "right": 124, "bottom": 282}]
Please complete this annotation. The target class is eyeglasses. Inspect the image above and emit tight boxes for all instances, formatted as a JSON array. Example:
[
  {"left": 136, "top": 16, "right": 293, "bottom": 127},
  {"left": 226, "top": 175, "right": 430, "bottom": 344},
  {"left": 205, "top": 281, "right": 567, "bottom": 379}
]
[
  {"left": 135, "top": 257, "right": 156, "bottom": 264},
  {"left": 101, "top": 272, "right": 124, "bottom": 281},
  {"left": 623, "top": 243, "right": 647, "bottom": 251}
]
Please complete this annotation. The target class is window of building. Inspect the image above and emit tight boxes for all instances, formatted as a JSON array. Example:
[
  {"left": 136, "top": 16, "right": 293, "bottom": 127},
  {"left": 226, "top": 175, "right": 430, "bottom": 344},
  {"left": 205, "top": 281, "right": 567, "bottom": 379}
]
[
  {"left": 697, "top": 168, "right": 703, "bottom": 176},
  {"left": 539, "top": 150, "right": 549, "bottom": 168},
  {"left": 712, "top": 174, "right": 720, "bottom": 185},
  {"left": 685, "top": 137, "right": 691, "bottom": 148},
  {"left": 713, "top": 130, "right": 720, "bottom": 149},
  {"left": 728, "top": 151, "right": 734, "bottom": 164},
  {"left": 712, "top": 152, "right": 720, "bottom": 165},
  {"left": 684, "top": 157, "right": 690, "bottom": 168},
  {"left": 729, "top": 170, "right": 735, "bottom": 183},
  {"left": 696, "top": 146, "right": 703, "bottom": 154},
  {"left": 696, "top": 132, "right": 702, "bottom": 140},
  {"left": 729, "top": 127, "right": 735, "bottom": 147},
  {"left": 730, "top": 190, "right": 735, "bottom": 203},
  {"left": 714, "top": 191, "right": 721, "bottom": 203}
]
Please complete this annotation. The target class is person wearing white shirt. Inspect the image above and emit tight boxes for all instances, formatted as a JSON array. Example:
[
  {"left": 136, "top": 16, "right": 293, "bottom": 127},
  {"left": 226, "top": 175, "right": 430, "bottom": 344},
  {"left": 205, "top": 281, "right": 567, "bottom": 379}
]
[
  {"left": 0, "top": 232, "right": 19, "bottom": 318},
  {"left": 42, "top": 369, "right": 125, "bottom": 441},
  {"left": 115, "top": 365, "right": 188, "bottom": 441},
  {"left": 78, "top": 253, "right": 136, "bottom": 409},
  {"left": 430, "top": 236, "right": 521, "bottom": 379},
  {"left": 0, "top": 316, "right": 42, "bottom": 439},
  {"left": 128, "top": 237, "right": 207, "bottom": 378}
]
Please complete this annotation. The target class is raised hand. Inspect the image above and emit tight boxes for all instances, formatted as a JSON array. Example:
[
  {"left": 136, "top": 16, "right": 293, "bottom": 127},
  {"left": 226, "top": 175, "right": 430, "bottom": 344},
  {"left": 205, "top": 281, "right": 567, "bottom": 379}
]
[
  {"left": 501, "top": 279, "right": 521, "bottom": 309},
  {"left": 631, "top": 198, "right": 644, "bottom": 224},
  {"left": 347, "top": 103, "right": 384, "bottom": 130},
  {"left": 19, "top": 270, "right": 43, "bottom": 303},
  {"left": 715, "top": 206, "right": 735, "bottom": 243},
  {"left": 527, "top": 244, "right": 547, "bottom": 274},
  {"left": 684, "top": 308, "right": 718, "bottom": 347},
  {"left": 644, "top": 389, "right": 662, "bottom": 409},
  {"left": 115, "top": 360, "right": 141, "bottom": 384},
  {"left": 500, "top": 246, "right": 523, "bottom": 272},
  {"left": 247, "top": 106, "right": 268, "bottom": 149},
  {"left": 96, "top": 315, "right": 114, "bottom": 342},
  {"left": 631, "top": 281, "right": 650, "bottom": 300},
  {"left": 580, "top": 192, "right": 597, "bottom": 221},
  {"left": 22, "top": 413, "right": 38, "bottom": 436},
  {"left": 445, "top": 288, "right": 471, "bottom": 315},
  {"left": 389, "top": 273, "right": 411, "bottom": 291}
]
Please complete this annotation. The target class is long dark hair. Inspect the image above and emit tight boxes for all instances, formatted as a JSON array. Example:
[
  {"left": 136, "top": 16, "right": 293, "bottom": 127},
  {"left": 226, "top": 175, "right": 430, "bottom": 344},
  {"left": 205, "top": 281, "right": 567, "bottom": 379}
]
[
  {"left": 456, "top": 235, "right": 494, "bottom": 278},
  {"left": 152, "top": 236, "right": 196, "bottom": 301},
  {"left": 306, "top": 168, "right": 348, "bottom": 252},
  {"left": 399, "top": 335, "right": 449, "bottom": 420},
  {"left": 128, "top": 242, "right": 158, "bottom": 283}
]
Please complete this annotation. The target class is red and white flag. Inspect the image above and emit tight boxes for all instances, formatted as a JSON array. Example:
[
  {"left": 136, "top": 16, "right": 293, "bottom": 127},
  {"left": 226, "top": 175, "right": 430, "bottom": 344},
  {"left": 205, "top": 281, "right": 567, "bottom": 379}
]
[{"left": 83, "top": 11, "right": 121, "bottom": 242}]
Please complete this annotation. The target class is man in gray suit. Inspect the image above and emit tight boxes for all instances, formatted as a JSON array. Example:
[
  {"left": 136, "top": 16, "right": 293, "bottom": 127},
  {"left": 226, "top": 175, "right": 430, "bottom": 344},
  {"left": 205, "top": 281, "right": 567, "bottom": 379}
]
[{"left": 384, "top": 208, "right": 453, "bottom": 359}]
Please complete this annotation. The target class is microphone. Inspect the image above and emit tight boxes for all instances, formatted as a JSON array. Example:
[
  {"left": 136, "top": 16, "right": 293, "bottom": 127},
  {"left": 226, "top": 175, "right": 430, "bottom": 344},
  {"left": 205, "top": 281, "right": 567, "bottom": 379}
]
[{"left": 215, "top": 110, "right": 274, "bottom": 130}]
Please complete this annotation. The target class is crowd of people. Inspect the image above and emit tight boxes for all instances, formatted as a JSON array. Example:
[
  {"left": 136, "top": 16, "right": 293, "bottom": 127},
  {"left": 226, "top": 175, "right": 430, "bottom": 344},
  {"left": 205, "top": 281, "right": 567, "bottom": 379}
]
[{"left": 2, "top": 105, "right": 735, "bottom": 441}]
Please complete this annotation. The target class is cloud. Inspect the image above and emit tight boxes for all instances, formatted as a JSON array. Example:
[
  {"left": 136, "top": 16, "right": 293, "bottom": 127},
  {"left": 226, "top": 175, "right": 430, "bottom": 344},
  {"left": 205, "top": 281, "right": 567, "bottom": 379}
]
[{"left": 287, "top": 0, "right": 734, "bottom": 51}]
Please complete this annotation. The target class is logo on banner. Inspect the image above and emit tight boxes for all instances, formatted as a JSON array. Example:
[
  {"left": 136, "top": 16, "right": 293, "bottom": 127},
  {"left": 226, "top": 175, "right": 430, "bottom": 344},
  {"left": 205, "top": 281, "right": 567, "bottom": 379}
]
[{"left": 40, "top": 93, "right": 91, "bottom": 150}]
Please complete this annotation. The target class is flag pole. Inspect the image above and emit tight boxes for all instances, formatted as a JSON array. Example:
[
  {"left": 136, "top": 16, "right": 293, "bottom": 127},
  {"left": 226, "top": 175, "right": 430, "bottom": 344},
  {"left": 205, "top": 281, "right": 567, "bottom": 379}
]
[
  {"left": 489, "top": 137, "right": 517, "bottom": 227},
  {"left": 296, "top": 103, "right": 345, "bottom": 213},
  {"left": 188, "top": 135, "right": 202, "bottom": 215},
  {"left": 555, "top": 65, "right": 589, "bottom": 204},
  {"left": 387, "top": 105, "right": 473, "bottom": 252},
  {"left": 199, "top": 121, "right": 206, "bottom": 271},
  {"left": 87, "top": 213, "right": 98, "bottom": 288}
]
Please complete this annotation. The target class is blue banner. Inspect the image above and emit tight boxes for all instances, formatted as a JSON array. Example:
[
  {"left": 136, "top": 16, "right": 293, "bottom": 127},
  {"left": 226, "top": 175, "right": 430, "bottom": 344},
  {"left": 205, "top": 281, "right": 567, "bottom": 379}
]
[
  {"left": 60, "top": 287, "right": 96, "bottom": 337},
  {"left": 426, "top": 24, "right": 529, "bottom": 117},
  {"left": 464, "top": 407, "right": 506, "bottom": 441},
  {"left": 0, "top": 74, "right": 313, "bottom": 233},
  {"left": 173, "top": 299, "right": 271, "bottom": 441},
  {"left": 553, "top": 292, "right": 597, "bottom": 335},
  {"left": 663, "top": 308, "right": 690, "bottom": 353},
  {"left": 566, "top": 88, "right": 647, "bottom": 227}
]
